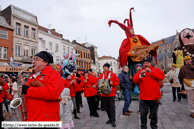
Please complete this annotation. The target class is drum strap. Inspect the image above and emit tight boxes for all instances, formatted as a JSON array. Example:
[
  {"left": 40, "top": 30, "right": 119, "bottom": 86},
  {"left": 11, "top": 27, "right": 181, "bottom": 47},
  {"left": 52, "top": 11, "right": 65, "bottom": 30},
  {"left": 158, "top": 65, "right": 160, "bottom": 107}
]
[{"left": 102, "top": 72, "right": 111, "bottom": 80}]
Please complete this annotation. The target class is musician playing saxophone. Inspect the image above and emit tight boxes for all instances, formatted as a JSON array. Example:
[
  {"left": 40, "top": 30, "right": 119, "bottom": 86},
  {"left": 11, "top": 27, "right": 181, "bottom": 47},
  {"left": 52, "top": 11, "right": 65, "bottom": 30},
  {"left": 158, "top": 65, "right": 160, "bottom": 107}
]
[
  {"left": 94, "top": 63, "right": 120, "bottom": 127},
  {"left": 18, "top": 51, "right": 64, "bottom": 122}
]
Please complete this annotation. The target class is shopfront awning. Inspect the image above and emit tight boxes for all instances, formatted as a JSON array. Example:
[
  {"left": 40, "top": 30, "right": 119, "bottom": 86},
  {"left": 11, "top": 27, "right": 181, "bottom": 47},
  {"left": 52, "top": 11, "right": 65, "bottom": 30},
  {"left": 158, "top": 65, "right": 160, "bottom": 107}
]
[{"left": 0, "top": 66, "right": 32, "bottom": 73}]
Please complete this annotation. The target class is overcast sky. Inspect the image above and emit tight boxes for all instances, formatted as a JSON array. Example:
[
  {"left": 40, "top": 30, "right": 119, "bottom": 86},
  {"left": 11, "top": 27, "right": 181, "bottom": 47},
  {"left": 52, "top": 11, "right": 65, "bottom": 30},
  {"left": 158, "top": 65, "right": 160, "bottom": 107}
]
[{"left": 1, "top": 0, "right": 194, "bottom": 59}]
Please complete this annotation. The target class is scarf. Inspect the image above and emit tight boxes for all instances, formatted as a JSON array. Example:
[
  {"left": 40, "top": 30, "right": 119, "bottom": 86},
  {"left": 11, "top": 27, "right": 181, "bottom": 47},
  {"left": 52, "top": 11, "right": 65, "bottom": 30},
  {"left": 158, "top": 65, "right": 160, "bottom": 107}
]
[{"left": 169, "top": 68, "right": 179, "bottom": 83}]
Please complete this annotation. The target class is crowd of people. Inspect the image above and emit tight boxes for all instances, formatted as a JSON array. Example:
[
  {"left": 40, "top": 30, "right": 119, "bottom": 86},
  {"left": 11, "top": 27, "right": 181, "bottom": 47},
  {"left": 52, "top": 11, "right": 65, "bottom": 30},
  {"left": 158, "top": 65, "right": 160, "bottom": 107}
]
[{"left": 0, "top": 51, "right": 194, "bottom": 129}]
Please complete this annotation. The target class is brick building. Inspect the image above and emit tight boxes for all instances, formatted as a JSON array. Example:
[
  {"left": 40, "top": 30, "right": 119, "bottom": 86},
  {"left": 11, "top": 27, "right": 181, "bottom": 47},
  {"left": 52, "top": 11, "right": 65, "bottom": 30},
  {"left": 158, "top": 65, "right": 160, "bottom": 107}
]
[
  {"left": 0, "top": 16, "right": 14, "bottom": 63},
  {"left": 73, "top": 40, "right": 91, "bottom": 71},
  {"left": 1, "top": 5, "right": 38, "bottom": 65}
]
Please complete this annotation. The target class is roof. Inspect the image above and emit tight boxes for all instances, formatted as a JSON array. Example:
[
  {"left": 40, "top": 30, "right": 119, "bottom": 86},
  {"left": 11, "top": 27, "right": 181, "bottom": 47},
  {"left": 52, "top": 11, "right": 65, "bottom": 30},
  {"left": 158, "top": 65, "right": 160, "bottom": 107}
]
[
  {"left": 98, "top": 56, "right": 117, "bottom": 60},
  {"left": 38, "top": 25, "right": 61, "bottom": 38},
  {"left": 84, "top": 42, "right": 97, "bottom": 48},
  {"left": 152, "top": 35, "right": 176, "bottom": 47},
  {"left": 0, "top": 16, "right": 13, "bottom": 30}
]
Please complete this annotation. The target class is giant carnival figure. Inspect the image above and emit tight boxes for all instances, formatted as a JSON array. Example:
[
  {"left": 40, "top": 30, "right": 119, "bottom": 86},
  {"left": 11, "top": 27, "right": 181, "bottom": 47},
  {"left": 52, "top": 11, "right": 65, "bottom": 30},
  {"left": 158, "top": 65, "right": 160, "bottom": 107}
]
[
  {"left": 172, "top": 28, "right": 194, "bottom": 97},
  {"left": 173, "top": 28, "right": 194, "bottom": 66},
  {"left": 108, "top": 7, "right": 164, "bottom": 79}
]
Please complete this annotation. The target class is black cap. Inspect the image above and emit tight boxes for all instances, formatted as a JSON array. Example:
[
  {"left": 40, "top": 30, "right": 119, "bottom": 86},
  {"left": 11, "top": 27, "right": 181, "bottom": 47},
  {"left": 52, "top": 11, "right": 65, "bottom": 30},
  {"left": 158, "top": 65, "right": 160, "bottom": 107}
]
[
  {"left": 142, "top": 57, "right": 151, "bottom": 63},
  {"left": 84, "top": 70, "right": 88, "bottom": 73},
  {"left": 65, "top": 73, "right": 70, "bottom": 78},
  {"left": 89, "top": 69, "right": 92, "bottom": 72},
  {"left": 35, "top": 51, "right": 53, "bottom": 64},
  {"left": 103, "top": 63, "right": 110, "bottom": 68}
]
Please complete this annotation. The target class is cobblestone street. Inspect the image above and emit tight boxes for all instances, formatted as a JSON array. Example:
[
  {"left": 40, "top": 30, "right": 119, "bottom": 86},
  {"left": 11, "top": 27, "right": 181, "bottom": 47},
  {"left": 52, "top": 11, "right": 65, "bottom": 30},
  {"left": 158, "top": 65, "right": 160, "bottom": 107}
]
[{"left": 73, "top": 83, "right": 194, "bottom": 129}]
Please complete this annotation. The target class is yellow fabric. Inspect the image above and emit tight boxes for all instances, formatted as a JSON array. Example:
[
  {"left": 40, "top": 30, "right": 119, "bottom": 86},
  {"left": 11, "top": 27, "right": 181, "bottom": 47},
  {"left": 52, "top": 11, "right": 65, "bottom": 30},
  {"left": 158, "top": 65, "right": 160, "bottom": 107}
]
[
  {"left": 129, "top": 36, "right": 142, "bottom": 49},
  {"left": 175, "top": 50, "right": 184, "bottom": 69},
  {"left": 183, "top": 78, "right": 194, "bottom": 87}
]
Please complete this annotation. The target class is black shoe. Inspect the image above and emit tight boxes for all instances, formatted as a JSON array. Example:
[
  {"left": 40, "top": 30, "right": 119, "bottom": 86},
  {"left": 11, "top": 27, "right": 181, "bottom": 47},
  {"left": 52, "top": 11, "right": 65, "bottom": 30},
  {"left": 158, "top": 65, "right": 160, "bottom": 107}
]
[
  {"left": 90, "top": 113, "right": 93, "bottom": 117},
  {"left": 101, "top": 108, "right": 104, "bottom": 111},
  {"left": 159, "top": 102, "right": 162, "bottom": 105},
  {"left": 111, "top": 121, "right": 116, "bottom": 127},
  {"left": 77, "top": 110, "right": 81, "bottom": 113},
  {"left": 106, "top": 119, "right": 111, "bottom": 124},
  {"left": 178, "top": 99, "right": 181, "bottom": 101},
  {"left": 74, "top": 116, "right": 80, "bottom": 119},
  {"left": 173, "top": 99, "right": 176, "bottom": 102},
  {"left": 94, "top": 114, "right": 99, "bottom": 117}
]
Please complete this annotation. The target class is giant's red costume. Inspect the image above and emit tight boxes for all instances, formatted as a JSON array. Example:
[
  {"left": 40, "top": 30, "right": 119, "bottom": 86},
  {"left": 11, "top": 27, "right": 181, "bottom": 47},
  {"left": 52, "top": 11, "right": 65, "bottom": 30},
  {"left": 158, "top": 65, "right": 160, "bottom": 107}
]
[{"left": 108, "top": 7, "right": 157, "bottom": 68}]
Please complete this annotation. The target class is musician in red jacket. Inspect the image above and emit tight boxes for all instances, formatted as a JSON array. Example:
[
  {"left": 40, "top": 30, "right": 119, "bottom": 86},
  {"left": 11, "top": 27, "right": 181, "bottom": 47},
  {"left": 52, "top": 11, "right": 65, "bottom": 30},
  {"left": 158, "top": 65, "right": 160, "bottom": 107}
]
[
  {"left": 71, "top": 69, "right": 83, "bottom": 113},
  {"left": 95, "top": 63, "right": 120, "bottom": 127},
  {"left": 19, "top": 51, "right": 64, "bottom": 123},
  {"left": 133, "top": 57, "right": 165, "bottom": 129},
  {"left": 65, "top": 72, "right": 80, "bottom": 119},
  {"left": 0, "top": 77, "right": 9, "bottom": 128},
  {"left": 80, "top": 70, "right": 99, "bottom": 117}
]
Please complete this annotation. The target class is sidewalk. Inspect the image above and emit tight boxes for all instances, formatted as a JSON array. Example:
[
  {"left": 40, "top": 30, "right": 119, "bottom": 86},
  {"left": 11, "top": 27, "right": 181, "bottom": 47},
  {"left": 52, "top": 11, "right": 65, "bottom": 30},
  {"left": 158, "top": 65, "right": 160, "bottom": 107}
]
[{"left": 73, "top": 83, "right": 194, "bottom": 129}]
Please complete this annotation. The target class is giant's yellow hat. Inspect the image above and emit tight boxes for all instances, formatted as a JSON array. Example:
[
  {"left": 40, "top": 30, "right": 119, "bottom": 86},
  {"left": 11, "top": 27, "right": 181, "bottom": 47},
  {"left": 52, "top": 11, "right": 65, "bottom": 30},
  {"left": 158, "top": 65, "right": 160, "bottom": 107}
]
[{"left": 184, "top": 55, "right": 192, "bottom": 61}]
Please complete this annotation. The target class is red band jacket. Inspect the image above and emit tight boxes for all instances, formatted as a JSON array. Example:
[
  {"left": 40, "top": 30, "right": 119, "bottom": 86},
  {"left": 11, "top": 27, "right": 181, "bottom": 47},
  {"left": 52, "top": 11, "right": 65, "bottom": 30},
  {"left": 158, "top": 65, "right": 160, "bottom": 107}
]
[
  {"left": 25, "top": 65, "right": 64, "bottom": 121},
  {"left": 0, "top": 78, "right": 9, "bottom": 103},
  {"left": 80, "top": 76, "right": 98, "bottom": 97},
  {"left": 133, "top": 65, "right": 165, "bottom": 100},
  {"left": 64, "top": 79, "right": 76, "bottom": 97}
]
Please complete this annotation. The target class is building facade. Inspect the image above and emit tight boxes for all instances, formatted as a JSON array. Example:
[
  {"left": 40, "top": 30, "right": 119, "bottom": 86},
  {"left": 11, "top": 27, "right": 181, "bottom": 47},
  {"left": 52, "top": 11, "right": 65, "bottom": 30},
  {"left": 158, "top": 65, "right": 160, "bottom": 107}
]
[
  {"left": 73, "top": 41, "right": 91, "bottom": 71},
  {"left": 98, "top": 56, "right": 119, "bottom": 75},
  {"left": 83, "top": 42, "right": 99, "bottom": 73},
  {"left": 1, "top": 5, "right": 38, "bottom": 65},
  {"left": 0, "top": 16, "right": 14, "bottom": 64},
  {"left": 152, "top": 32, "right": 180, "bottom": 72},
  {"left": 38, "top": 26, "right": 75, "bottom": 64}
]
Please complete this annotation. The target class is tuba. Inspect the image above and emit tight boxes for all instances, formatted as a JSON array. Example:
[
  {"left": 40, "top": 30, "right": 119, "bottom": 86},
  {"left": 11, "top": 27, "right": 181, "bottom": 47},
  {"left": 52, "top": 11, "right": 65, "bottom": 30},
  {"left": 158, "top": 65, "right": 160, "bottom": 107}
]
[{"left": 10, "top": 66, "right": 33, "bottom": 121}]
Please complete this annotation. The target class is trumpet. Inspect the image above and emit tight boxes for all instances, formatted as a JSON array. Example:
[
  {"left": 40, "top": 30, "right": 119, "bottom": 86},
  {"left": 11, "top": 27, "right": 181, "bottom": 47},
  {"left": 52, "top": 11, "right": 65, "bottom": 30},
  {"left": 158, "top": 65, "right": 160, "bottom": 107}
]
[{"left": 10, "top": 66, "right": 33, "bottom": 121}]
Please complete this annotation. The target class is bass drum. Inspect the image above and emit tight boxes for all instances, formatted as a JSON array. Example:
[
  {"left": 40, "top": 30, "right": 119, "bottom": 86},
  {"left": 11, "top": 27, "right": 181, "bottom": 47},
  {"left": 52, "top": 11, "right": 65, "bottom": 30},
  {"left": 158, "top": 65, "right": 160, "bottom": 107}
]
[{"left": 98, "top": 79, "right": 112, "bottom": 94}]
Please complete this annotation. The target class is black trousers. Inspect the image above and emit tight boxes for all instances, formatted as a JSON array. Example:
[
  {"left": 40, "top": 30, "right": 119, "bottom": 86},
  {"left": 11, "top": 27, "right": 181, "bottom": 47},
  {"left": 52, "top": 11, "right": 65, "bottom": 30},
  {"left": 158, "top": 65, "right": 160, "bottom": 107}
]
[
  {"left": 95, "top": 93, "right": 100, "bottom": 108},
  {"left": 172, "top": 87, "right": 181, "bottom": 100},
  {"left": 0, "top": 102, "right": 4, "bottom": 129},
  {"left": 80, "top": 91, "right": 83, "bottom": 105},
  {"left": 75, "top": 92, "right": 81, "bottom": 112},
  {"left": 86, "top": 96, "right": 98, "bottom": 116},
  {"left": 3, "top": 97, "right": 9, "bottom": 112},
  {"left": 140, "top": 100, "right": 159, "bottom": 129},
  {"left": 101, "top": 96, "right": 116, "bottom": 122}
]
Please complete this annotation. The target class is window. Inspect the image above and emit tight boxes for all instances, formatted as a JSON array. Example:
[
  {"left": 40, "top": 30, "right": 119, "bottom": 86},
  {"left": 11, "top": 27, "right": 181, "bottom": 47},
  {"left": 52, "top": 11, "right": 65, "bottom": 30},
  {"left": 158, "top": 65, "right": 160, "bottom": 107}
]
[
  {"left": 67, "top": 47, "right": 70, "bottom": 53},
  {"left": 98, "top": 62, "right": 100, "bottom": 67},
  {"left": 15, "top": 45, "right": 20, "bottom": 56},
  {"left": 16, "top": 23, "right": 21, "bottom": 35},
  {"left": 55, "top": 44, "right": 59, "bottom": 52},
  {"left": 3, "top": 48, "right": 7, "bottom": 59},
  {"left": 49, "top": 42, "right": 52, "bottom": 50},
  {"left": 110, "top": 62, "right": 112, "bottom": 66},
  {"left": 24, "top": 49, "right": 28, "bottom": 56},
  {"left": 47, "top": 30, "right": 51, "bottom": 34},
  {"left": 56, "top": 56, "right": 60, "bottom": 62},
  {"left": 0, "top": 29, "right": 8, "bottom": 39},
  {"left": 63, "top": 46, "right": 66, "bottom": 55},
  {"left": 24, "top": 25, "right": 29, "bottom": 37},
  {"left": 31, "top": 28, "right": 36, "bottom": 39},
  {"left": 164, "top": 48, "right": 167, "bottom": 53},
  {"left": 31, "top": 48, "right": 35, "bottom": 57},
  {"left": 0, "top": 47, "right": 1, "bottom": 58},
  {"left": 41, "top": 40, "right": 45, "bottom": 49}
]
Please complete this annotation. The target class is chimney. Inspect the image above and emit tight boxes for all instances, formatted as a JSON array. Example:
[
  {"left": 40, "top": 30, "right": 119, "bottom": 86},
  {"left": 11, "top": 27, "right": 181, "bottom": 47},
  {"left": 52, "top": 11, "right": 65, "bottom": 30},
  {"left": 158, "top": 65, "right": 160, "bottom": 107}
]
[
  {"left": 60, "top": 34, "right": 63, "bottom": 38},
  {"left": 51, "top": 29, "right": 55, "bottom": 31}
]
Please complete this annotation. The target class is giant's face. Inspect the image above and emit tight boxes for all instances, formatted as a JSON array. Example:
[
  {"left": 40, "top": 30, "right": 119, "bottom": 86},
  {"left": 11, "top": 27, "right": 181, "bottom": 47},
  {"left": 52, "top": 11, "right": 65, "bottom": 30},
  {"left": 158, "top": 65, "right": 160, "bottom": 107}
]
[{"left": 180, "top": 28, "right": 194, "bottom": 45}]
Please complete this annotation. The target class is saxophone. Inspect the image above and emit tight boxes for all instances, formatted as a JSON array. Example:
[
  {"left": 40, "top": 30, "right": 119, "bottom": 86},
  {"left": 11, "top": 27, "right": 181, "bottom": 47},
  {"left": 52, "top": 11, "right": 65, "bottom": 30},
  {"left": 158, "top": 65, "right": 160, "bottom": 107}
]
[{"left": 10, "top": 66, "right": 33, "bottom": 121}]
